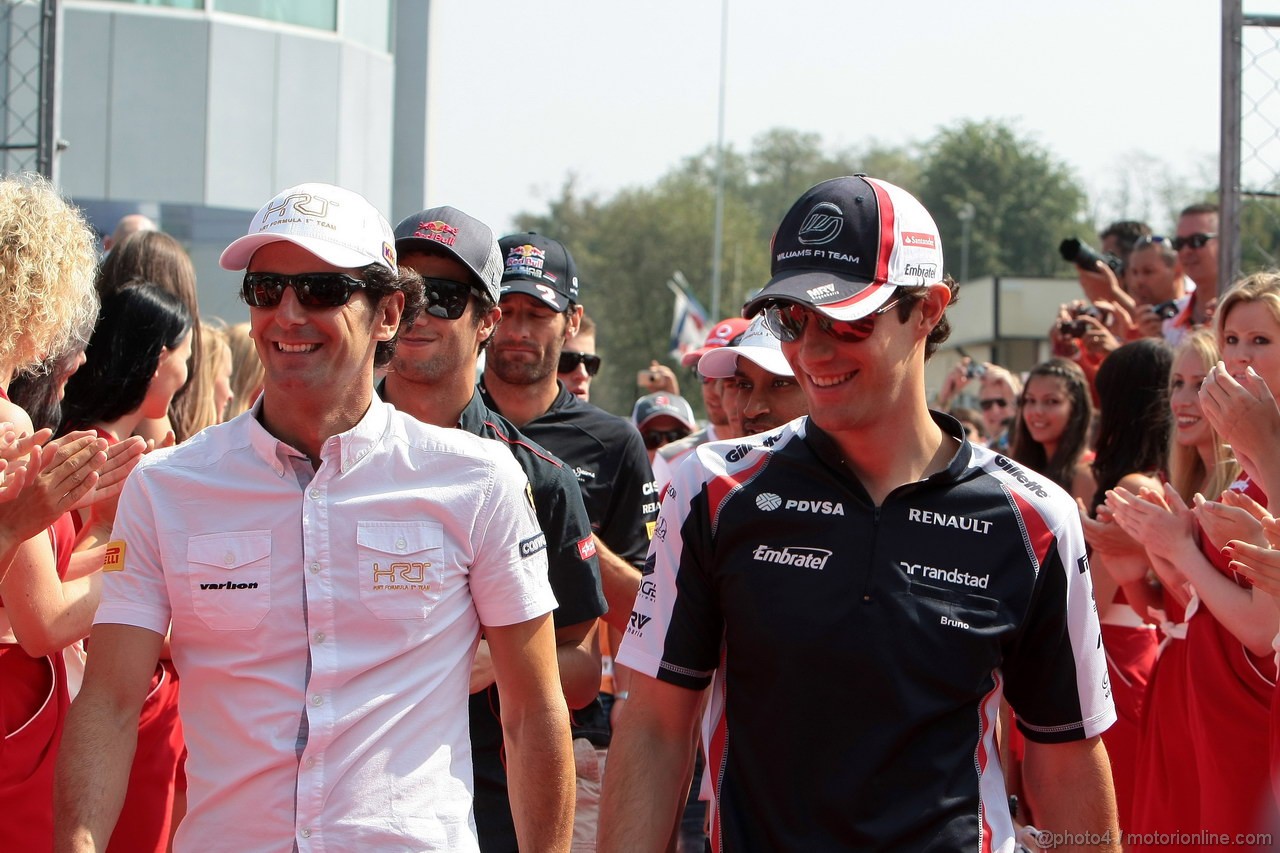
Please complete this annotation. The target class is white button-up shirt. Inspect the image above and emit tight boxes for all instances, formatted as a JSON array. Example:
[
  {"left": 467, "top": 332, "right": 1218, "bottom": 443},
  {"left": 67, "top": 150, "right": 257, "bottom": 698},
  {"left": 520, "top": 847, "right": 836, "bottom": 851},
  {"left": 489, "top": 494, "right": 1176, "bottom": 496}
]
[{"left": 97, "top": 397, "right": 555, "bottom": 852}]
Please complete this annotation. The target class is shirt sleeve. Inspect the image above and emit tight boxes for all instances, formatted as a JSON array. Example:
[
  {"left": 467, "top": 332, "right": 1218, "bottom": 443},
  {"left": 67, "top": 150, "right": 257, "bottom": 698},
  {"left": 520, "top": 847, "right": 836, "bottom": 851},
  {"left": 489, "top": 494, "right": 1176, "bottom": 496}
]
[
  {"left": 1002, "top": 514, "right": 1117, "bottom": 743},
  {"left": 615, "top": 450, "right": 720, "bottom": 691},
  {"left": 469, "top": 451, "right": 559, "bottom": 629},
  {"left": 598, "top": 426, "right": 659, "bottom": 570},
  {"left": 94, "top": 463, "right": 173, "bottom": 636},
  {"left": 537, "top": 459, "right": 606, "bottom": 628}
]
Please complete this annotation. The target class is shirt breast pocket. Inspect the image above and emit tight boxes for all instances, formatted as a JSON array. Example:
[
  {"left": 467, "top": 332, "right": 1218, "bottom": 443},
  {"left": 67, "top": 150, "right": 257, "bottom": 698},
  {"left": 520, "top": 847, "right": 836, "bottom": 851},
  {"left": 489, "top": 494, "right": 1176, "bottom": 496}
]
[
  {"left": 187, "top": 531, "right": 272, "bottom": 630},
  {"left": 356, "top": 521, "right": 445, "bottom": 620},
  {"left": 908, "top": 580, "right": 999, "bottom": 633}
]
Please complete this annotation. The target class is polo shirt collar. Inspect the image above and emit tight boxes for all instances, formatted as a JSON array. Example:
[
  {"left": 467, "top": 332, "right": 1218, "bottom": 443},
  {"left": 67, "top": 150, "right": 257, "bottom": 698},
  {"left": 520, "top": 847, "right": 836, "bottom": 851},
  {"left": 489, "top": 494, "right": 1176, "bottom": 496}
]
[
  {"left": 245, "top": 393, "right": 392, "bottom": 476},
  {"left": 803, "top": 409, "right": 972, "bottom": 487}
]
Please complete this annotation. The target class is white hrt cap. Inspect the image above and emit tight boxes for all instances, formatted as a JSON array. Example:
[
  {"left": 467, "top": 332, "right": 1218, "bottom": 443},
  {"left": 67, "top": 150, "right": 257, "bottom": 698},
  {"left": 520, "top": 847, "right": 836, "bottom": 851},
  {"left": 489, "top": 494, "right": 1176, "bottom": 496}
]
[
  {"left": 219, "top": 182, "right": 397, "bottom": 272},
  {"left": 697, "top": 315, "right": 794, "bottom": 379}
]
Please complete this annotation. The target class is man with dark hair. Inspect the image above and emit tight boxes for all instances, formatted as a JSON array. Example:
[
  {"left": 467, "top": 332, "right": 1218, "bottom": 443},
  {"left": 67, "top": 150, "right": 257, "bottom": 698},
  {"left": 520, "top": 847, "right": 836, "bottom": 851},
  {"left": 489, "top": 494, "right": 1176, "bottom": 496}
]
[
  {"left": 56, "top": 185, "right": 574, "bottom": 852},
  {"left": 600, "top": 176, "right": 1118, "bottom": 852},
  {"left": 558, "top": 313, "right": 598, "bottom": 401},
  {"left": 480, "top": 232, "right": 657, "bottom": 848},
  {"left": 380, "top": 206, "right": 605, "bottom": 853},
  {"left": 1098, "top": 219, "right": 1152, "bottom": 264},
  {"left": 1173, "top": 202, "right": 1219, "bottom": 326}
]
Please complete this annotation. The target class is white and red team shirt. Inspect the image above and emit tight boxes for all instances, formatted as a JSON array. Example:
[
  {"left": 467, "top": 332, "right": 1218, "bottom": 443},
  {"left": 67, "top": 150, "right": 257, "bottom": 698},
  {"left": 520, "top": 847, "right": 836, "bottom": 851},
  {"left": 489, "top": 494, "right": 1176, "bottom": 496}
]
[
  {"left": 97, "top": 398, "right": 555, "bottom": 853},
  {"left": 618, "top": 413, "right": 1115, "bottom": 852}
]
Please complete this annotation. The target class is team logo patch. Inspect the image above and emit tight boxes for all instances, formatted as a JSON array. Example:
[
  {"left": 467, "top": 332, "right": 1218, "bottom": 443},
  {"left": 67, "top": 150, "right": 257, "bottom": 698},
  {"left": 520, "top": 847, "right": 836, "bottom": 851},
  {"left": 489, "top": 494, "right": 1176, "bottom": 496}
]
[
  {"left": 519, "top": 533, "right": 547, "bottom": 558},
  {"left": 577, "top": 536, "right": 597, "bottom": 561},
  {"left": 901, "top": 231, "right": 936, "bottom": 250},
  {"left": 646, "top": 520, "right": 657, "bottom": 540},
  {"left": 797, "top": 202, "right": 844, "bottom": 245},
  {"left": 104, "top": 540, "right": 127, "bottom": 572},
  {"left": 505, "top": 244, "right": 547, "bottom": 278},
  {"left": 752, "top": 544, "right": 831, "bottom": 570},
  {"left": 382, "top": 241, "right": 396, "bottom": 267},
  {"left": 414, "top": 220, "right": 459, "bottom": 246},
  {"left": 756, "top": 492, "right": 782, "bottom": 511}
]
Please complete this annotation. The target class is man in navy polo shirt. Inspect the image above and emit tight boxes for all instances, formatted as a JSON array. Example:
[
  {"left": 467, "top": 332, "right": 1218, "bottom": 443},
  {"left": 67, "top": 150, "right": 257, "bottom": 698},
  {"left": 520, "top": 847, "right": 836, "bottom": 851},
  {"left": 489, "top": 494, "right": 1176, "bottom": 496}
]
[{"left": 600, "top": 177, "right": 1119, "bottom": 852}]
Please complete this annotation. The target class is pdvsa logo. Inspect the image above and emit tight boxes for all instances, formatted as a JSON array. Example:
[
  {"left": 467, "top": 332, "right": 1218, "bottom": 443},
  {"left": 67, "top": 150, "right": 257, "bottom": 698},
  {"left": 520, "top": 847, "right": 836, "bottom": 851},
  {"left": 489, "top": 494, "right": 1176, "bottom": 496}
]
[
  {"left": 784, "top": 498, "right": 844, "bottom": 515},
  {"left": 756, "top": 492, "right": 782, "bottom": 511}
]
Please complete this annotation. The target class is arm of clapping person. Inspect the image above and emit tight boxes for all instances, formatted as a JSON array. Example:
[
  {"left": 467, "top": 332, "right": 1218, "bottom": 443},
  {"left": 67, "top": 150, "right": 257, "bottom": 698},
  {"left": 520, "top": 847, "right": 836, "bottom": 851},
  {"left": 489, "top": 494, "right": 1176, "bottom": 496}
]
[{"left": 1199, "top": 363, "right": 1280, "bottom": 499}]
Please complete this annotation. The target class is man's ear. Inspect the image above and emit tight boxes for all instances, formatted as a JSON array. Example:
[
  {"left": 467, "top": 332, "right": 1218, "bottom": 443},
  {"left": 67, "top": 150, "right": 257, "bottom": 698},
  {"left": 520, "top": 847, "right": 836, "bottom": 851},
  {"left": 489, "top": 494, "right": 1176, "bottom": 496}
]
[
  {"left": 564, "top": 304, "right": 583, "bottom": 341},
  {"left": 477, "top": 305, "right": 502, "bottom": 346},
  {"left": 374, "top": 291, "right": 406, "bottom": 342},
  {"left": 918, "top": 283, "right": 951, "bottom": 333}
]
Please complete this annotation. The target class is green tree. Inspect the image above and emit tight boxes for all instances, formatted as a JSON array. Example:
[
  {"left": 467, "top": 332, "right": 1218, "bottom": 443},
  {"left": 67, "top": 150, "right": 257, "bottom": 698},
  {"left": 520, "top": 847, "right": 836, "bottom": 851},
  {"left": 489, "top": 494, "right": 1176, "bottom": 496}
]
[{"left": 918, "top": 120, "right": 1087, "bottom": 280}]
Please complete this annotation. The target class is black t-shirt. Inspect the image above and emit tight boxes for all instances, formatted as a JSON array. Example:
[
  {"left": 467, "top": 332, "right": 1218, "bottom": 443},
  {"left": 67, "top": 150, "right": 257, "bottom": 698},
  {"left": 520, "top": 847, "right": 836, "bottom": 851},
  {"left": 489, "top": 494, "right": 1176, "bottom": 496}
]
[
  {"left": 620, "top": 413, "right": 1115, "bottom": 851},
  {"left": 378, "top": 384, "right": 605, "bottom": 853}
]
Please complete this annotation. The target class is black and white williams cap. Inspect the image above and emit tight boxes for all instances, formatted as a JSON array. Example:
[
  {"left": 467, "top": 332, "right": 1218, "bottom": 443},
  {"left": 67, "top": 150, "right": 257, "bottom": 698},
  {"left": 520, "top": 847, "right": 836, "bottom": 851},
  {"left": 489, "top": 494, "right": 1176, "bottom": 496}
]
[{"left": 743, "top": 175, "right": 944, "bottom": 321}]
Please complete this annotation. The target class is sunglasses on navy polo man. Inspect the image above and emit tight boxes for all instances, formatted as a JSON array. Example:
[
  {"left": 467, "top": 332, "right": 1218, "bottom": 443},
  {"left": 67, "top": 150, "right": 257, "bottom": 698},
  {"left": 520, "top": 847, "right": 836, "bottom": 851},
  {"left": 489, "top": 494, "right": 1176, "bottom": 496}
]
[
  {"left": 558, "top": 352, "right": 602, "bottom": 376},
  {"left": 761, "top": 296, "right": 905, "bottom": 344},
  {"left": 242, "top": 273, "right": 473, "bottom": 320}
]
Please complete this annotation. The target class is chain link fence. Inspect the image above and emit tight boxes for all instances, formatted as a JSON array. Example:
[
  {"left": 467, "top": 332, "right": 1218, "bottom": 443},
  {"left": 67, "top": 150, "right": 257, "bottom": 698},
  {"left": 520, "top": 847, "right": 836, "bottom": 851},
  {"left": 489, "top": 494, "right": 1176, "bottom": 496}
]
[
  {"left": 0, "top": 0, "right": 56, "bottom": 177},
  {"left": 1221, "top": 3, "right": 1280, "bottom": 288}
]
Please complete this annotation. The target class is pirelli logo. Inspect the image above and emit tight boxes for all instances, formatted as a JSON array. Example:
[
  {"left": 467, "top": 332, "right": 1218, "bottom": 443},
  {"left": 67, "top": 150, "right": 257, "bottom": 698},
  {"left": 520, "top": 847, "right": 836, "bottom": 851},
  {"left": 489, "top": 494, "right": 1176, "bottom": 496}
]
[{"left": 104, "top": 540, "right": 126, "bottom": 572}]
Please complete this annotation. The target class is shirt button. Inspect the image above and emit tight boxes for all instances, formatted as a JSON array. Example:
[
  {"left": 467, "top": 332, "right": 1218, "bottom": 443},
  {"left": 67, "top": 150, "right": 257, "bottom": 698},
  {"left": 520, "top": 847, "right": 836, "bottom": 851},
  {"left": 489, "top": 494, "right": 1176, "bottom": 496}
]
[
  {"left": 305, "top": 756, "right": 316, "bottom": 768},
  {"left": 310, "top": 562, "right": 321, "bottom": 573},
  {"left": 314, "top": 632, "right": 325, "bottom": 643},
  {"left": 223, "top": 553, "right": 235, "bottom": 566},
  {"left": 300, "top": 828, "right": 311, "bottom": 838},
  {"left": 309, "top": 488, "right": 321, "bottom": 500},
  {"left": 395, "top": 538, "right": 407, "bottom": 551},
  {"left": 311, "top": 694, "right": 323, "bottom": 706}
]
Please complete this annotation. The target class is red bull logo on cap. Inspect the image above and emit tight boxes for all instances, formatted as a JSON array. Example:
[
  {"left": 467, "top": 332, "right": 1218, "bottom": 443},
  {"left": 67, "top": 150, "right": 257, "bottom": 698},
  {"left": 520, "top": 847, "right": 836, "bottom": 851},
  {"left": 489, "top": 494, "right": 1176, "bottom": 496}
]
[
  {"left": 505, "top": 244, "right": 547, "bottom": 277},
  {"left": 414, "top": 220, "right": 459, "bottom": 247}
]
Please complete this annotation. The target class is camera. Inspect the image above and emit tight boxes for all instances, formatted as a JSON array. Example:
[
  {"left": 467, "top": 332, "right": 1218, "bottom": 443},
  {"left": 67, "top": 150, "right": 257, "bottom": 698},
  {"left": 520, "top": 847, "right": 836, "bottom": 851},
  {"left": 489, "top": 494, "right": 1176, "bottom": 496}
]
[
  {"left": 1059, "top": 238, "right": 1124, "bottom": 278},
  {"left": 1152, "top": 300, "right": 1179, "bottom": 321},
  {"left": 1058, "top": 305, "right": 1106, "bottom": 338},
  {"left": 965, "top": 362, "right": 987, "bottom": 380}
]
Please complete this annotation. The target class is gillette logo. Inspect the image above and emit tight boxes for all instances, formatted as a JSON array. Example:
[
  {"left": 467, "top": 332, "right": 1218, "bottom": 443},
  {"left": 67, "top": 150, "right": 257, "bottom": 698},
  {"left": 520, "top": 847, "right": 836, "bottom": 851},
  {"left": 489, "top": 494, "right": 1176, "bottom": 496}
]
[{"left": 752, "top": 544, "right": 832, "bottom": 570}]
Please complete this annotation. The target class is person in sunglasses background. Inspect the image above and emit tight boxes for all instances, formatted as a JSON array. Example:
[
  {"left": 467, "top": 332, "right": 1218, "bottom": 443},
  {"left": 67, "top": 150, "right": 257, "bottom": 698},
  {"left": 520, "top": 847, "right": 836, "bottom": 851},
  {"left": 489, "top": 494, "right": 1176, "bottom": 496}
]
[
  {"left": 57, "top": 184, "right": 575, "bottom": 852},
  {"left": 1170, "top": 202, "right": 1219, "bottom": 334},
  {"left": 558, "top": 314, "right": 599, "bottom": 401},
  {"left": 1124, "top": 234, "right": 1197, "bottom": 344},
  {"left": 479, "top": 231, "right": 657, "bottom": 850},
  {"left": 379, "top": 206, "right": 605, "bottom": 853},
  {"left": 600, "top": 176, "right": 1118, "bottom": 852},
  {"left": 630, "top": 393, "right": 696, "bottom": 464}
]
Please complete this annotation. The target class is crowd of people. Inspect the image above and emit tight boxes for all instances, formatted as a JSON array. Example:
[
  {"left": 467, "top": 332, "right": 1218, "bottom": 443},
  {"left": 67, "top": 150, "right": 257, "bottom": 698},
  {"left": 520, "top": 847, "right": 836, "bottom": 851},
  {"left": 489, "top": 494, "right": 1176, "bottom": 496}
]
[{"left": 0, "top": 168, "right": 1276, "bottom": 853}]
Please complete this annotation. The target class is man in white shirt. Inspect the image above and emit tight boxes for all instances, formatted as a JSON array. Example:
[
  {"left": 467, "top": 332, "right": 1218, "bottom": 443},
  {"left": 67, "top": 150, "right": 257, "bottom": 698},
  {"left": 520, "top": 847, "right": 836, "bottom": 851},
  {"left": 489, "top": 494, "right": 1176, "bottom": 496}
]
[{"left": 54, "top": 183, "right": 574, "bottom": 853}]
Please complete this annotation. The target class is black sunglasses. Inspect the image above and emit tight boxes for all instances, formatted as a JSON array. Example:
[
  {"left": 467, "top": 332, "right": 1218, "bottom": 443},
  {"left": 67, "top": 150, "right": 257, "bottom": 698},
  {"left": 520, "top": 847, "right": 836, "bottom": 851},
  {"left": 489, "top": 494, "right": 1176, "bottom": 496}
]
[
  {"left": 978, "top": 398, "right": 1010, "bottom": 411},
  {"left": 558, "top": 351, "right": 602, "bottom": 376},
  {"left": 761, "top": 296, "right": 904, "bottom": 344},
  {"left": 1172, "top": 232, "right": 1216, "bottom": 251},
  {"left": 241, "top": 272, "right": 367, "bottom": 309},
  {"left": 642, "top": 428, "right": 689, "bottom": 450},
  {"left": 422, "top": 278, "right": 474, "bottom": 321}
]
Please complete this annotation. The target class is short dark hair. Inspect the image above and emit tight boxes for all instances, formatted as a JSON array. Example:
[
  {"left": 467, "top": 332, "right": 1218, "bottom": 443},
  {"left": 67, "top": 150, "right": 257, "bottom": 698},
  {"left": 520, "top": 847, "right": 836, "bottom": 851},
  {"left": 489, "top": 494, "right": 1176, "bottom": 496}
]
[
  {"left": 1179, "top": 202, "right": 1219, "bottom": 219},
  {"left": 367, "top": 264, "right": 426, "bottom": 369},
  {"left": 1099, "top": 220, "right": 1152, "bottom": 257},
  {"left": 892, "top": 275, "right": 959, "bottom": 361},
  {"left": 61, "top": 281, "right": 192, "bottom": 431}
]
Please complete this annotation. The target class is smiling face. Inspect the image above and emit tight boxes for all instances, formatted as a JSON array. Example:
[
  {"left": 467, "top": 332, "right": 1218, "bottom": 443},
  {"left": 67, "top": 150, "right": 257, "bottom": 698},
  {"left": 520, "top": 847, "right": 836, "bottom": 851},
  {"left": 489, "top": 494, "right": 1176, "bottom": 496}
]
[
  {"left": 1220, "top": 298, "right": 1280, "bottom": 393},
  {"left": 247, "top": 242, "right": 400, "bottom": 406},
  {"left": 731, "top": 359, "right": 807, "bottom": 436},
  {"left": 390, "top": 250, "right": 497, "bottom": 389},
  {"left": 1169, "top": 347, "right": 1211, "bottom": 449},
  {"left": 1019, "top": 375, "right": 1073, "bottom": 453}
]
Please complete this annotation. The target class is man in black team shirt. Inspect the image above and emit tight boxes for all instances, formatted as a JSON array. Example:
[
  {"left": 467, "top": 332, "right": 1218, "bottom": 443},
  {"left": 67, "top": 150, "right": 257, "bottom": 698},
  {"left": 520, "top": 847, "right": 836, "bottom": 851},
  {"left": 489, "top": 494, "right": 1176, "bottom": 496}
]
[
  {"left": 600, "top": 176, "right": 1120, "bottom": 853},
  {"left": 480, "top": 231, "right": 657, "bottom": 850},
  {"left": 379, "top": 207, "right": 606, "bottom": 853}
]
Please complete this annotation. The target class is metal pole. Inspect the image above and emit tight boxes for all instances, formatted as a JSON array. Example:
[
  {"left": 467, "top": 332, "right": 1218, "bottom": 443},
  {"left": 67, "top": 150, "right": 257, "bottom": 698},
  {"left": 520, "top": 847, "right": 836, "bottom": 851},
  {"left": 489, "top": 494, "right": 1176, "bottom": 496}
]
[
  {"left": 1220, "top": 0, "right": 1243, "bottom": 293},
  {"left": 957, "top": 201, "right": 974, "bottom": 284},
  {"left": 709, "top": 0, "right": 728, "bottom": 320}
]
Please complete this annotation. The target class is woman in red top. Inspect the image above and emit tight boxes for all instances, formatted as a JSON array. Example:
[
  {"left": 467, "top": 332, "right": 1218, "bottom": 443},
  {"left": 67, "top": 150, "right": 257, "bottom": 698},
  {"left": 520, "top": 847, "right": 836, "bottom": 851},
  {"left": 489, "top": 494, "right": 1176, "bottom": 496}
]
[
  {"left": 1110, "top": 278, "right": 1280, "bottom": 849},
  {"left": 0, "top": 175, "right": 145, "bottom": 850}
]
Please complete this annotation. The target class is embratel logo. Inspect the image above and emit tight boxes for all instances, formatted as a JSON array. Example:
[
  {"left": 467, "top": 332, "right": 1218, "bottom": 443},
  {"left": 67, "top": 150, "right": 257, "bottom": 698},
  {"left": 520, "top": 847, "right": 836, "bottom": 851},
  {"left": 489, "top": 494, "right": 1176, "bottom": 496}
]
[
  {"left": 797, "top": 202, "right": 844, "bottom": 245},
  {"left": 903, "top": 263, "right": 936, "bottom": 279},
  {"left": 752, "top": 544, "right": 831, "bottom": 570},
  {"left": 901, "top": 232, "right": 937, "bottom": 250},
  {"left": 414, "top": 220, "right": 459, "bottom": 247}
]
